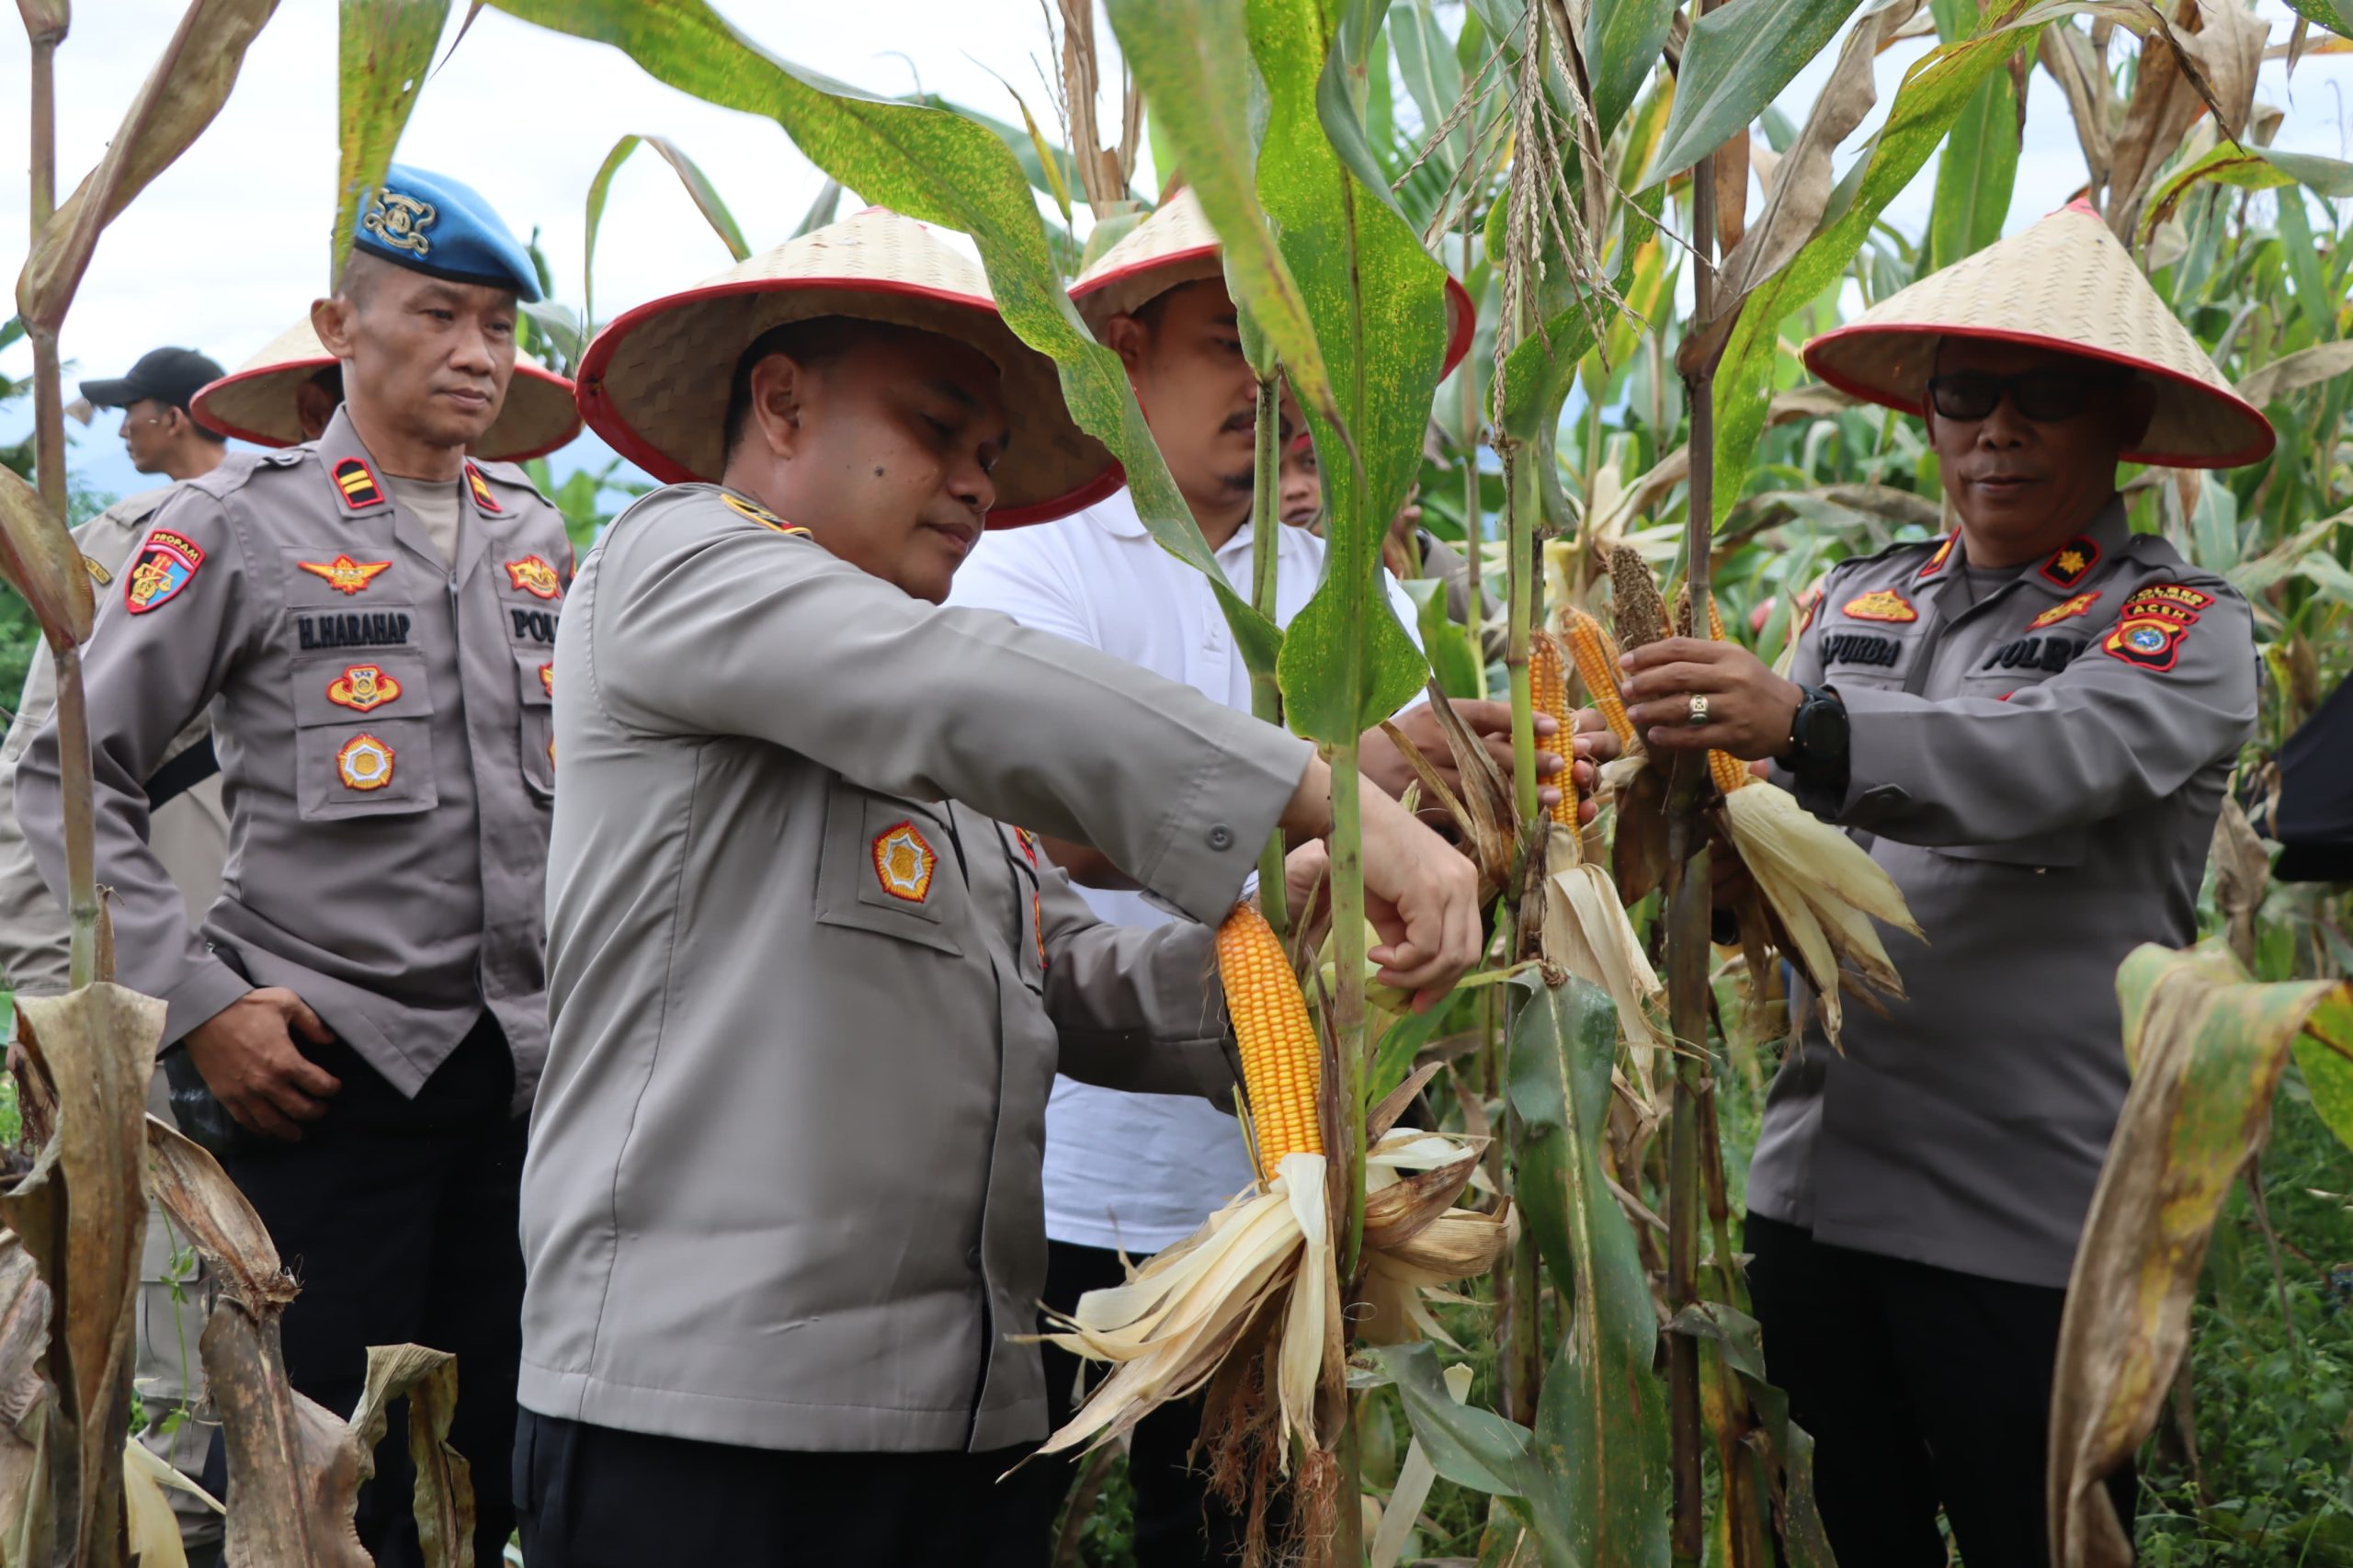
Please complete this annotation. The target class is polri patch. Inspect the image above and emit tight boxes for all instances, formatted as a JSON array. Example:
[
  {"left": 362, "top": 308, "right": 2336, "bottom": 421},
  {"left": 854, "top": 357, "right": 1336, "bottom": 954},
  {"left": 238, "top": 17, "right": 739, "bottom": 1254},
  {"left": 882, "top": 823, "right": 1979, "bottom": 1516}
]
[
  {"left": 505, "top": 555, "right": 562, "bottom": 600},
  {"left": 335, "top": 733, "right": 396, "bottom": 791},
  {"left": 2040, "top": 536, "right": 2100, "bottom": 589},
  {"left": 125, "top": 528, "right": 206, "bottom": 614},
  {"left": 1840, "top": 588, "right": 1917, "bottom": 624},
  {"left": 872, "top": 821, "right": 937, "bottom": 903},
  {"left": 2029, "top": 591, "right": 2100, "bottom": 631},
  {"left": 326, "top": 664, "right": 403, "bottom": 713},
  {"left": 298, "top": 554, "right": 394, "bottom": 596},
  {"left": 2101, "top": 615, "right": 2189, "bottom": 674},
  {"left": 332, "top": 457, "right": 385, "bottom": 511},
  {"left": 465, "top": 462, "right": 502, "bottom": 514}
]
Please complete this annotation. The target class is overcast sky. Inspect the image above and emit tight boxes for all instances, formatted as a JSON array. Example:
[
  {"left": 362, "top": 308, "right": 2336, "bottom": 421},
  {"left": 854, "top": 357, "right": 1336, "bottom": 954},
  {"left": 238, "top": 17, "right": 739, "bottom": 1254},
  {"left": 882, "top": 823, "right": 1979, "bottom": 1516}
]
[{"left": 2, "top": 1, "right": 2346, "bottom": 503}]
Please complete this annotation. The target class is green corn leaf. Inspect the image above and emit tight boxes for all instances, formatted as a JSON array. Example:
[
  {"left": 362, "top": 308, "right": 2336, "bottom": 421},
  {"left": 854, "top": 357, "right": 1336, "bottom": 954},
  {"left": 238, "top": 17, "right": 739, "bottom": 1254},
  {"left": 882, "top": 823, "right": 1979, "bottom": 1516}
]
[
  {"left": 2279, "top": 0, "right": 2353, "bottom": 41},
  {"left": 1106, "top": 0, "right": 1347, "bottom": 435},
  {"left": 335, "top": 0, "right": 450, "bottom": 289},
  {"left": 1506, "top": 972, "right": 1673, "bottom": 1568},
  {"left": 1925, "top": 59, "right": 2018, "bottom": 271},
  {"left": 1585, "top": 0, "right": 1677, "bottom": 144},
  {"left": 1253, "top": 0, "right": 1442, "bottom": 743},
  {"left": 1646, "top": 0, "right": 1865, "bottom": 187},
  {"left": 1392, "top": 0, "right": 1470, "bottom": 168},
  {"left": 2140, "top": 143, "right": 2353, "bottom": 248},
  {"left": 582, "top": 133, "right": 750, "bottom": 335},
  {"left": 1711, "top": 0, "right": 2040, "bottom": 527},
  {"left": 1666, "top": 1304, "right": 1837, "bottom": 1566},
  {"left": 486, "top": 0, "right": 1279, "bottom": 677}
]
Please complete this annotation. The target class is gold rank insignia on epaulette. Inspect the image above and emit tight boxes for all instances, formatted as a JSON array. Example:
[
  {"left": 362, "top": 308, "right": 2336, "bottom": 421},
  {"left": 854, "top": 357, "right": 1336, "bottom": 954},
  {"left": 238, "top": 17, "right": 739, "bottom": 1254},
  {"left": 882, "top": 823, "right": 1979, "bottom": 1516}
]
[
  {"left": 1840, "top": 588, "right": 1917, "bottom": 624},
  {"left": 720, "top": 491, "right": 812, "bottom": 538},
  {"left": 2039, "top": 535, "right": 2100, "bottom": 588},
  {"left": 1914, "top": 532, "right": 1957, "bottom": 582},
  {"left": 465, "top": 461, "right": 503, "bottom": 514},
  {"left": 81, "top": 553, "right": 113, "bottom": 587},
  {"left": 333, "top": 457, "right": 386, "bottom": 511}
]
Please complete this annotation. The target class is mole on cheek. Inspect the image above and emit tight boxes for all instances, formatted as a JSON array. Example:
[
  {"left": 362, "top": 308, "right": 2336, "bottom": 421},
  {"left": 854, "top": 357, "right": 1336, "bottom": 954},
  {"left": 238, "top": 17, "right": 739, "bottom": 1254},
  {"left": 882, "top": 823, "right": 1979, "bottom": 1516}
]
[{"left": 873, "top": 466, "right": 886, "bottom": 478}]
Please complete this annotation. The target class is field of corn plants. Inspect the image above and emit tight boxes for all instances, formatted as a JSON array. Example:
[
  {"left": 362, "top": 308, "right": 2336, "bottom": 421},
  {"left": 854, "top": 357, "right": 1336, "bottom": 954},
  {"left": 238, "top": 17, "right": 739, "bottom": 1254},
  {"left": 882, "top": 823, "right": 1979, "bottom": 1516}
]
[{"left": 4, "top": 0, "right": 2353, "bottom": 1563}]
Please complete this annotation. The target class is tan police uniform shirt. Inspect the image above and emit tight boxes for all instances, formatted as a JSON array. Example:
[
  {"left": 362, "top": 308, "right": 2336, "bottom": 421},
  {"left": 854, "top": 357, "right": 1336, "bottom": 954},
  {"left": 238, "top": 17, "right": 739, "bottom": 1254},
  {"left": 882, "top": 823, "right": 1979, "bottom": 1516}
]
[
  {"left": 16, "top": 406, "right": 573, "bottom": 1107},
  {"left": 0, "top": 490, "right": 226, "bottom": 996},
  {"left": 518, "top": 483, "right": 1313, "bottom": 1455},
  {"left": 1750, "top": 496, "right": 2257, "bottom": 1287}
]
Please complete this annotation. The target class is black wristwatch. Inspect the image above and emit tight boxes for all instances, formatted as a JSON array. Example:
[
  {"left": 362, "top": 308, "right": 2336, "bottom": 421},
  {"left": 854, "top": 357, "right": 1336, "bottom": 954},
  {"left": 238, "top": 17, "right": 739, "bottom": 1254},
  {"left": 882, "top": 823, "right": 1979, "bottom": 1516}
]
[{"left": 1779, "top": 683, "right": 1849, "bottom": 779}]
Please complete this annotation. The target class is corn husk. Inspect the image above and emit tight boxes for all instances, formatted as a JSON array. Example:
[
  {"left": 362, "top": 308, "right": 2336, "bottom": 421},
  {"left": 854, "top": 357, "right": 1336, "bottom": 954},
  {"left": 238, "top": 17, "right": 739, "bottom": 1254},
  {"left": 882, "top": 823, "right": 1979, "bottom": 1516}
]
[{"left": 1540, "top": 823, "right": 1665, "bottom": 1050}]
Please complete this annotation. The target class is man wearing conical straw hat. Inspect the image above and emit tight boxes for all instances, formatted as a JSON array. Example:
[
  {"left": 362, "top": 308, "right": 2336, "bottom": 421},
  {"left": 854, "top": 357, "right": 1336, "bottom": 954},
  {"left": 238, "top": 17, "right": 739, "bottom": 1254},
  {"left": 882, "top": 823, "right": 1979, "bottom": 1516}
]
[
  {"left": 521, "top": 207, "right": 1483, "bottom": 1564},
  {"left": 948, "top": 187, "right": 1608, "bottom": 1559},
  {"left": 1617, "top": 200, "right": 2266, "bottom": 1563}
]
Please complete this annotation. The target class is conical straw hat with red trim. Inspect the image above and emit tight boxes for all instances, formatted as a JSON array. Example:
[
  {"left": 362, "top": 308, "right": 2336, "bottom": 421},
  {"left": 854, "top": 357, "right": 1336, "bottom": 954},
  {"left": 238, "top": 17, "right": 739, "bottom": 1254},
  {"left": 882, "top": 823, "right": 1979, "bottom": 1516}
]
[
  {"left": 1069, "top": 187, "right": 1480, "bottom": 378},
  {"left": 575, "top": 209, "right": 1117, "bottom": 528},
  {"left": 191, "top": 316, "right": 582, "bottom": 462},
  {"left": 1802, "top": 201, "right": 2273, "bottom": 469}
]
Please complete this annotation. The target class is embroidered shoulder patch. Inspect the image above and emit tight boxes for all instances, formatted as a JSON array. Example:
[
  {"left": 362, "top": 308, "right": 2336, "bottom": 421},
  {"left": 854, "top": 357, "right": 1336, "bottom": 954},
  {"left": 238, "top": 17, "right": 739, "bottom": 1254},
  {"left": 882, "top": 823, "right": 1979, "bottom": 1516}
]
[
  {"left": 2029, "top": 591, "right": 2101, "bottom": 631},
  {"left": 464, "top": 462, "right": 503, "bottom": 514},
  {"left": 326, "top": 664, "right": 402, "bottom": 713},
  {"left": 335, "top": 733, "right": 396, "bottom": 790},
  {"left": 1915, "top": 533, "right": 1957, "bottom": 581},
  {"left": 1014, "top": 826, "right": 1040, "bottom": 868},
  {"left": 332, "top": 457, "right": 385, "bottom": 511},
  {"left": 2101, "top": 614, "right": 2190, "bottom": 674},
  {"left": 720, "top": 492, "right": 811, "bottom": 537},
  {"left": 2120, "top": 582, "right": 2213, "bottom": 619},
  {"left": 2040, "top": 535, "right": 2100, "bottom": 588},
  {"left": 504, "top": 555, "right": 562, "bottom": 600},
  {"left": 81, "top": 553, "right": 112, "bottom": 586},
  {"left": 873, "top": 821, "right": 937, "bottom": 903},
  {"left": 298, "top": 554, "right": 394, "bottom": 596},
  {"left": 1840, "top": 588, "right": 1917, "bottom": 624},
  {"left": 125, "top": 528, "right": 206, "bottom": 614}
]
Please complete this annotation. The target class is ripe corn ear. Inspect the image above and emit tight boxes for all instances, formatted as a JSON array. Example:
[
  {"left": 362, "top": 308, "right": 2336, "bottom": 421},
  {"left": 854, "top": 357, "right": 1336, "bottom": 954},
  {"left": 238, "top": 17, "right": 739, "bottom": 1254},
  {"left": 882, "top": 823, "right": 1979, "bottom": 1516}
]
[
  {"left": 1529, "top": 631, "right": 1576, "bottom": 825},
  {"left": 1563, "top": 610, "right": 1635, "bottom": 749},
  {"left": 1216, "top": 903, "right": 1324, "bottom": 1178}
]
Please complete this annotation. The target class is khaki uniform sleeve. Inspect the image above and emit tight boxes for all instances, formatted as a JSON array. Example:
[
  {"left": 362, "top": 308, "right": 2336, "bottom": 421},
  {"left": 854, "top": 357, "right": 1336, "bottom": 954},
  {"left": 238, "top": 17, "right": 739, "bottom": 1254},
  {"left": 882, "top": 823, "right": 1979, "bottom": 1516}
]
[
  {"left": 1034, "top": 867, "right": 1236, "bottom": 1099},
  {"left": 591, "top": 513, "right": 1313, "bottom": 927},
  {"left": 17, "top": 492, "right": 256, "bottom": 1037},
  {"left": 0, "top": 646, "right": 71, "bottom": 996},
  {"left": 1827, "top": 582, "right": 2256, "bottom": 846}
]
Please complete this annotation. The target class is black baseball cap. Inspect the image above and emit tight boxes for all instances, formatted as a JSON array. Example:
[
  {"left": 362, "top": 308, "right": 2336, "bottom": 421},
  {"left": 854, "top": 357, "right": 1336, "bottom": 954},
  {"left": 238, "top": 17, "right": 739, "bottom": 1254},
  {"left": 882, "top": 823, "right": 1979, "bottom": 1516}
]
[{"left": 81, "top": 347, "right": 226, "bottom": 413}]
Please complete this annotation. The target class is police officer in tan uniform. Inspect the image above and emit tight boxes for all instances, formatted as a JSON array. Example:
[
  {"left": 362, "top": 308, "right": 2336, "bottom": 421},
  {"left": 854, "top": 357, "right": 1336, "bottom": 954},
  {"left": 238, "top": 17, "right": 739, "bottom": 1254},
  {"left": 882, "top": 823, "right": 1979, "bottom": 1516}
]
[
  {"left": 17, "top": 165, "right": 574, "bottom": 1566},
  {"left": 1620, "top": 204, "right": 2266, "bottom": 1566},
  {"left": 515, "top": 209, "right": 1483, "bottom": 1567}
]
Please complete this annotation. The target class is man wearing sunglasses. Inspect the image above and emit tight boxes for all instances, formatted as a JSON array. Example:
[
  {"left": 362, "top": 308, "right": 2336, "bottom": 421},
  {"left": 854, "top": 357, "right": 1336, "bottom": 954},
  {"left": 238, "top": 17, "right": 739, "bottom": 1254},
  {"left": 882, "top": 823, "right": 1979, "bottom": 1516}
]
[{"left": 1614, "top": 204, "right": 2268, "bottom": 1566}]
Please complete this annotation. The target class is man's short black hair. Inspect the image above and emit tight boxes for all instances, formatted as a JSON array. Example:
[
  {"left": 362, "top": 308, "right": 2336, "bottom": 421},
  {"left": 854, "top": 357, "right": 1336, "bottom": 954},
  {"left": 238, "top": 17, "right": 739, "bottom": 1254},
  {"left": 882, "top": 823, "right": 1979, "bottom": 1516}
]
[{"left": 722, "top": 315, "right": 914, "bottom": 458}]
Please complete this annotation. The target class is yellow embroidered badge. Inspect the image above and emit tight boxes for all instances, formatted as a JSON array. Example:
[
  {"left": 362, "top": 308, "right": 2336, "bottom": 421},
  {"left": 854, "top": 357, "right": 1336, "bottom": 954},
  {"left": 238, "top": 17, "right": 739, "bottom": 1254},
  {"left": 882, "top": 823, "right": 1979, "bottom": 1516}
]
[
  {"left": 81, "top": 553, "right": 112, "bottom": 587},
  {"left": 540, "top": 663, "right": 554, "bottom": 697},
  {"left": 332, "top": 457, "right": 385, "bottom": 510},
  {"left": 873, "top": 822, "right": 937, "bottom": 903},
  {"left": 2028, "top": 591, "right": 2101, "bottom": 631},
  {"left": 505, "top": 555, "right": 562, "bottom": 600},
  {"left": 2040, "top": 535, "right": 2101, "bottom": 588},
  {"left": 465, "top": 462, "right": 503, "bottom": 514},
  {"left": 1915, "top": 533, "right": 1957, "bottom": 581},
  {"left": 362, "top": 189, "right": 437, "bottom": 256},
  {"left": 1840, "top": 588, "right": 1918, "bottom": 624},
  {"left": 125, "top": 528, "right": 205, "bottom": 614},
  {"left": 326, "top": 664, "right": 402, "bottom": 713},
  {"left": 2121, "top": 582, "right": 2213, "bottom": 619},
  {"left": 299, "top": 554, "right": 395, "bottom": 596},
  {"left": 335, "top": 733, "right": 396, "bottom": 791}
]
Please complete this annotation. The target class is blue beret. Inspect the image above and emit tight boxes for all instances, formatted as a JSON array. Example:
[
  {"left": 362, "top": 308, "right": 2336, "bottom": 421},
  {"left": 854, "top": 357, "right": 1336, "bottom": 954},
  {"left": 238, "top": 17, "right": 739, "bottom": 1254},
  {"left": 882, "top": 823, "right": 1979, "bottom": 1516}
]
[{"left": 352, "top": 164, "right": 542, "bottom": 302}]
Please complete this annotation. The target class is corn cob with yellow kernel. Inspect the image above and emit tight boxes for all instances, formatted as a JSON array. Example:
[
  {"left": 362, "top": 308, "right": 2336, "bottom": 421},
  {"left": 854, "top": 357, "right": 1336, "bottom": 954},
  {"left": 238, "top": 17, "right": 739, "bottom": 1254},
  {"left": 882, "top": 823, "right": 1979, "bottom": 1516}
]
[
  {"left": 1529, "top": 631, "right": 1577, "bottom": 826},
  {"left": 1563, "top": 609, "right": 1635, "bottom": 750},
  {"left": 1215, "top": 903, "right": 1323, "bottom": 1180},
  {"left": 1668, "top": 585, "right": 1755, "bottom": 797}
]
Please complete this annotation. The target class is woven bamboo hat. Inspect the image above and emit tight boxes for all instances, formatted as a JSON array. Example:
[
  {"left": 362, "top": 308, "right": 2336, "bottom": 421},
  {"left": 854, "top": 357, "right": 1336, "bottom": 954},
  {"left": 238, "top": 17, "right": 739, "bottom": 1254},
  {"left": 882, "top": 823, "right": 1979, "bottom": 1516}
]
[
  {"left": 190, "top": 316, "right": 581, "bottom": 462},
  {"left": 576, "top": 209, "right": 1117, "bottom": 527},
  {"left": 1070, "top": 187, "right": 1479, "bottom": 378},
  {"left": 1803, "top": 201, "right": 2273, "bottom": 468}
]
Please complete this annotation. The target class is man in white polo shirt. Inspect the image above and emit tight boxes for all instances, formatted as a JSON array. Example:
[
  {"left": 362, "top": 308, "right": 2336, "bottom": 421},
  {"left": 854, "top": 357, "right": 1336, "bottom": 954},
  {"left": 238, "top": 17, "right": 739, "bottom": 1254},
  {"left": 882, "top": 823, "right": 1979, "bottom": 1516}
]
[{"left": 952, "top": 191, "right": 1599, "bottom": 1563}]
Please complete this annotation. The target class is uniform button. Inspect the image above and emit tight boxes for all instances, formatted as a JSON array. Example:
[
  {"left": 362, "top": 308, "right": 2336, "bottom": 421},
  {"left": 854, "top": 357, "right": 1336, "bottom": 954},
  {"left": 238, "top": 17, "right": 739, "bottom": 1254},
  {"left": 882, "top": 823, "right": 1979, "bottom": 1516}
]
[{"left": 1208, "top": 824, "right": 1235, "bottom": 851}]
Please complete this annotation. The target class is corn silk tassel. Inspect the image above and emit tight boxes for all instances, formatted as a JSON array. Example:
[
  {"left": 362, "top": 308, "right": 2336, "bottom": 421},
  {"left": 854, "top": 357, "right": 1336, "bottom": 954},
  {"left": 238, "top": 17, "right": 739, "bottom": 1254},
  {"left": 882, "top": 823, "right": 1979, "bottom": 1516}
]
[{"left": 1031, "top": 906, "right": 1512, "bottom": 1488}]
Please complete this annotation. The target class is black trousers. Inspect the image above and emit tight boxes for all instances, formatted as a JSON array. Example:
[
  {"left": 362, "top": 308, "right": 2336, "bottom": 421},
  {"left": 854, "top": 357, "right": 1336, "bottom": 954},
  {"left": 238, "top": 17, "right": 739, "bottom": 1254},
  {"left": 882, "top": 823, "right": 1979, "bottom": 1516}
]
[
  {"left": 988, "top": 1239, "right": 1254, "bottom": 1567},
  {"left": 1745, "top": 1211, "right": 2135, "bottom": 1567},
  {"left": 515, "top": 1409, "right": 1029, "bottom": 1565},
  {"left": 212, "top": 1015, "right": 526, "bottom": 1568}
]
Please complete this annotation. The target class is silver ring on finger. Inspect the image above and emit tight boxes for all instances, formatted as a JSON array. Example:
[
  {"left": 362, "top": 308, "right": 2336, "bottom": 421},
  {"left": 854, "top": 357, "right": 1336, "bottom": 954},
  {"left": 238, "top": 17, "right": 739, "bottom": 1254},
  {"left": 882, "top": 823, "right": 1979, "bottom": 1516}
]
[{"left": 1686, "top": 692, "right": 1711, "bottom": 727}]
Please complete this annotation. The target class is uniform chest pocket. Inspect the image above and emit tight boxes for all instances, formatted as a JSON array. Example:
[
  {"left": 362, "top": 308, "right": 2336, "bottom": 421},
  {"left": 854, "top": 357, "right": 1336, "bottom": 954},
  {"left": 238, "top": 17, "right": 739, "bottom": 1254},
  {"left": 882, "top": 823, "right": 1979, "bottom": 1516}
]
[
  {"left": 287, "top": 650, "right": 438, "bottom": 820},
  {"left": 516, "top": 651, "right": 554, "bottom": 801},
  {"left": 813, "top": 786, "right": 965, "bottom": 958}
]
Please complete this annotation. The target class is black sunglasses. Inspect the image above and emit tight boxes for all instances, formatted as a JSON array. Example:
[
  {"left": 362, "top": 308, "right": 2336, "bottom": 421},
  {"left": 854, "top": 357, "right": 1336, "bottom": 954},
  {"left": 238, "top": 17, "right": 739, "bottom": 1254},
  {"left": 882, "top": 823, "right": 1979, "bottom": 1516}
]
[{"left": 1926, "top": 367, "right": 2131, "bottom": 423}]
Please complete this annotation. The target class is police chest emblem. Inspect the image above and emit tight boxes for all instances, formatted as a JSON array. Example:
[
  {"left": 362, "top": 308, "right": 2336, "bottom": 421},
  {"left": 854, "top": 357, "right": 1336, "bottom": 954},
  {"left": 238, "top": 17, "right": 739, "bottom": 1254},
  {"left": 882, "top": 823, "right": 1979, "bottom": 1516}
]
[
  {"left": 1840, "top": 588, "right": 1917, "bottom": 624},
  {"left": 505, "top": 555, "right": 562, "bottom": 600},
  {"left": 362, "top": 187, "right": 436, "bottom": 256},
  {"left": 2029, "top": 591, "right": 2100, "bottom": 631},
  {"left": 125, "top": 528, "right": 205, "bottom": 614},
  {"left": 335, "top": 733, "right": 396, "bottom": 791},
  {"left": 2102, "top": 615, "right": 2190, "bottom": 674},
  {"left": 326, "top": 664, "right": 402, "bottom": 713},
  {"left": 465, "top": 463, "right": 503, "bottom": 514},
  {"left": 299, "top": 554, "right": 394, "bottom": 596},
  {"left": 333, "top": 457, "right": 385, "bottom": 511},
  {"left": 2040, "top": 536, "right": 2101, "bottom": 588},
  {"left": 81, "top": 553, "right": 112, "bottom": 587},
  {"left": 873, "top": 822, "right": 937, "bottom": 903}
]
